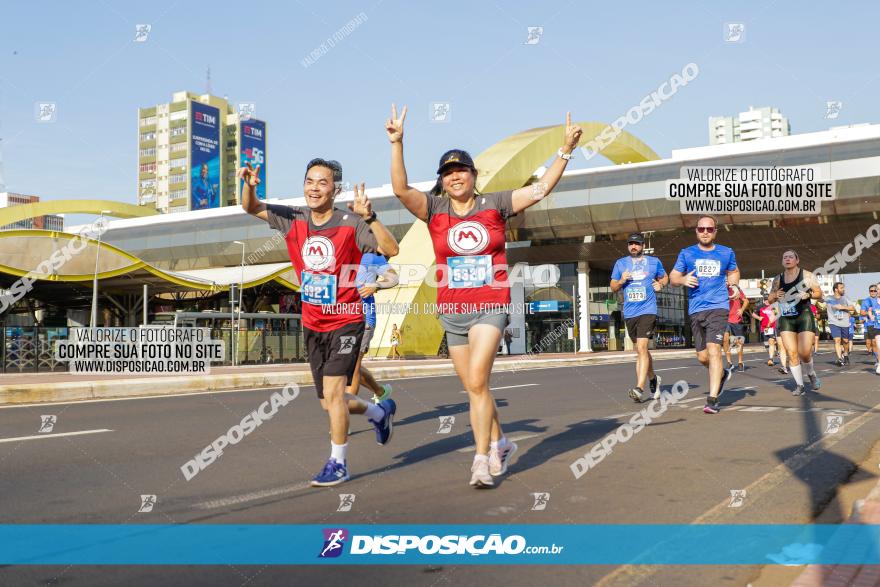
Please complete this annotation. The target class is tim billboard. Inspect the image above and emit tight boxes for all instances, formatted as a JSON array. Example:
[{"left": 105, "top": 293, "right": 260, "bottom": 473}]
[
  {"left": 190, "top": 102, "right": 221, "bottom": 210},
  {"left": 240, "top": 119, "right": 267, "bottom": 200}
]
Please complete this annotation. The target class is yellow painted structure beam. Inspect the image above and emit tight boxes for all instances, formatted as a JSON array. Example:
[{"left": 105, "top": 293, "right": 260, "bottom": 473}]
[{"left": 0, "top": 199, "right": 157, "bottom": 227}]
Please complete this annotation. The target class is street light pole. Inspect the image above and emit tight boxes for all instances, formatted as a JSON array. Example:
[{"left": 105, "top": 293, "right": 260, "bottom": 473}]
[
  {"left": 90, "top": 210, "right": 112, "bottom": 328},
  {"left": 232, "top": 241, "right": 246, "bottom": 367}
]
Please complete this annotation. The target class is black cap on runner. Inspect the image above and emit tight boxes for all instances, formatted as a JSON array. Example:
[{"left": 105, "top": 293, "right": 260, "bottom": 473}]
[
  {"left": 436, "top": 149, "right": 476, "bottom": 174},
  {"left": 627, "top": 233, "right": 645, "bottom": 244}
]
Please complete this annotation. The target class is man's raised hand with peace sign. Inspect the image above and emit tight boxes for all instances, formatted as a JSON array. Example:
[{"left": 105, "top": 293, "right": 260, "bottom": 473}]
[
  {"left": 385, "top": 104, "right": 407, "bottom": 144},
  {"left": 239, "top": 161, "right": 267, "bottom": 221}
]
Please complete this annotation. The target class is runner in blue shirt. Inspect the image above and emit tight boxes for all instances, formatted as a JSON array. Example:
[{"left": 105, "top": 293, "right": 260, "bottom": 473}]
[
  {"left": 347, "top": 252, "right": 399, "bottom": 402},
  {"left": 611, "top": 232, "right": 669, "bottom": 403},
  {"left": 849, "top": 314, "right": 856, "bottom": 357},
  {"left": 669, "top": 215, "right": 740, "bottom": 414},
  {"left": 860, "top": 284, "right": 880, "bottom": 374}
]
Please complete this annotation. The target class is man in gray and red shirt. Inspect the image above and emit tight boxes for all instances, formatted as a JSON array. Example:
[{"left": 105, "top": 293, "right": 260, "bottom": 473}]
[{"left": 240, "top": 158, "right": 400, "bottom": 487}]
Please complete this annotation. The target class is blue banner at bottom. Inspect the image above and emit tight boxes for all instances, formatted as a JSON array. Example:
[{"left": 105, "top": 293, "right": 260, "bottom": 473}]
[{"left": 4, "top": 524, "right": 880, "bottom": 565}]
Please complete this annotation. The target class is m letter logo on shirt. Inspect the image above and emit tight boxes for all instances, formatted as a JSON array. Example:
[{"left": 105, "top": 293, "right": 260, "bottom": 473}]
[
  {"left": 448, "top": 221, "right": 489, "bottom": 255},
  {"left": 302, "top": 236, "right": 336, "bottom": 271}
]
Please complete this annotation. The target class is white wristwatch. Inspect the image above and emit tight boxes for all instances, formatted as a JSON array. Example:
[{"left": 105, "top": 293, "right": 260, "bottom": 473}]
[{"left": 557, "top": 148, "right": 573, "bottom": 161}]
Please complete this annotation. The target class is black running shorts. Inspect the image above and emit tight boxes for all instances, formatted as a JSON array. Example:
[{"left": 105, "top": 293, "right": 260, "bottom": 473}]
[
  {"left": 304, "top": 321, "right": 365, "bottom": 399},
  {"left": 690, "top": 309, "right": 728, "bottom": 352},
  {"left": 625, "top": 314, "right": 656, "bottom": 342},
  {"left": 777, "top": 310, "right": 815, "bottom": 334}
]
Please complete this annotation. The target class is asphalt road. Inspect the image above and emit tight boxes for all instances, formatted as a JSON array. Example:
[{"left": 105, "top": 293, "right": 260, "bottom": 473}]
[{"left": 2, "top": 347, "right": 880, "bottom": 586}]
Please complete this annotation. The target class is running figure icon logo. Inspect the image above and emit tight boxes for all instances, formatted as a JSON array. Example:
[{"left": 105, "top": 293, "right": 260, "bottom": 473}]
[
  {"left": 825, "top": 101, "right": 843, "bottom": 120},
  {"left": 237, "top": 102, "right": 256, "bottom": 121},
  {"left": 728, "top": 489, "right": 746, "bottom": 508},
  {"left": 430, "top": 102, "right": 451, "bottom": 123},
  {"left": 448, "top": 221, "right": 490, "bottom": 255},
  {"left": 436, "top": 416, "right": 455, "bottom": 434},
  {"left": 35, "top": 103, "right": 57, "bottom": 123},
  {"left": 339, "top": 336, "right": 356, "bottom": 355},
  {"left": 134, "top": 24, "right": 151, "bottom": 42},
  {"left": 337, "top": 494, "right": 356, "bottom": 512},
  {"left": 38, "top": 415, "right": 57, "bottom": 433},
  {"left": 825, "top": 415, "right": 844, "bottom": 434},
  {"left": 138, "top": 495, "right": 157, "bottom": 513},
  {"left": 301, "top": 236, "right": 336, "bottom": 271},
  {"left": 724, "top": 22, "right": 745, "bottom": 43},
  {"left": 319, "top": 528, "right": 349, "bottom": 558},
  {"left": 531, "top": 492, "right": 550, "bottom": 511},
  {"left": 524, "top": 26, "right": 544, "bottom": 45}
]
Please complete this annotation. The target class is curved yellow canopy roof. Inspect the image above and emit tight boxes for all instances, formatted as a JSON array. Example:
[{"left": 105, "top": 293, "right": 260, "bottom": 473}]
[
  {"left": 0, "top": 230, "right": 297, "bottom": 292},
  {"left": 475, "top": 121, "right": 660, "bottom": 193},
  {"left": 0, "top": 199, "right": 157, "bottom": 227}
]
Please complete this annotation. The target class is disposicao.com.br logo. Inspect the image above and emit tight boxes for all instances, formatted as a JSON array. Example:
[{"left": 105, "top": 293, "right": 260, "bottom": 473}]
[{"left": 318, "top": 528, "right": 564, "bottom": 558}]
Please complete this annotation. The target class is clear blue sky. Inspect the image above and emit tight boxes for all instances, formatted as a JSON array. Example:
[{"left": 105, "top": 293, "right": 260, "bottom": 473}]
[{"left": 0, "top": 0, "right": 877, "bottom": 202}]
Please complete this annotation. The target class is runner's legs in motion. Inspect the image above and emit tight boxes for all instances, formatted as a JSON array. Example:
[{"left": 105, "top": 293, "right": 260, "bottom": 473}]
[
  {"left": 696, "top": 343, "right": 725, "bottom": 398},
  {"left": 449, "top": 323, "right": 505, "bottom": 455},
  {"left": 635, "top": 337, "right": 654, "bottom": 392}
]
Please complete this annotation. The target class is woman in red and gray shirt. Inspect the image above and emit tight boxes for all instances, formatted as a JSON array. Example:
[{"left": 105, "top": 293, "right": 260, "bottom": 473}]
[{"left": 385, "top": 104, "right": 582, "bottom": 488}]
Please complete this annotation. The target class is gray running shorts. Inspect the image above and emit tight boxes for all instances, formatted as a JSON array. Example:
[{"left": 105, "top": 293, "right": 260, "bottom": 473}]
[{"left": 439, "top": 310, "right": 509, "bottom": 346}]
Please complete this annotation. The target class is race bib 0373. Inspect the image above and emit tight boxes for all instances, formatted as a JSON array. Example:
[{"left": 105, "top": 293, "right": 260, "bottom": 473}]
[{"left": 626, "top": 286, "right": 647, "bottom": 303}]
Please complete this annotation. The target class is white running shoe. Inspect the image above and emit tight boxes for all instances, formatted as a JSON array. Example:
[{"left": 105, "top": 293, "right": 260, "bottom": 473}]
[
  {"left": 469, "top": 458, "right": 494, "bottom": 488},
  {"left": 651, "top": 375, "right": 662, "bottom": 400},
  {"left": 489, "top": 441, "right": 518, "bottom": 476},
  {"left": 875, "top": 363, "right": 880, "bottom": 375}
]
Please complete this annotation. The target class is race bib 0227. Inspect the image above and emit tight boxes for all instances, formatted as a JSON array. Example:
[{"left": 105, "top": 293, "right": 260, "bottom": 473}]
[{"left": 695, "top": 259, "right": 721, "bottom": 278}]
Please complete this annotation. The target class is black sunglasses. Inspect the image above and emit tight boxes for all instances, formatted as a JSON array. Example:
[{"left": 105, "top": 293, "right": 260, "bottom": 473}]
[{"left": 696, "top": 226, "right": 716, "bottom": 233}]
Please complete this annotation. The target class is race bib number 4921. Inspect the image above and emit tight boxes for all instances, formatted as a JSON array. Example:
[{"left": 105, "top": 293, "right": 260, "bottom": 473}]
[
  {"left": 301, "top": 272, "right": 337, "bottom": 305},
  {"left": 695, "top": 259, "right": 721, "bottom": 278}
]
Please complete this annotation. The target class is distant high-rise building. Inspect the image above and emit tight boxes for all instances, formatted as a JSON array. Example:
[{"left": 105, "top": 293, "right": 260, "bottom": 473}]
[
  {"left": 137, "top": 92, "right": 268, "bottom": 214},
  {"left": 0, "top": 193, "right": 64, "bottom": 231},
  {"left": 709, "top": 106, "right": 790, "bottom": 145}
]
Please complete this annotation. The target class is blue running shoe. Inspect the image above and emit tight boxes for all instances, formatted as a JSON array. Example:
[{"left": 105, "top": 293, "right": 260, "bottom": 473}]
[
  {"left": 310, "top": 458, "right": 349, "bottom": 487},
  {"left": 370, "top": 399, "right": 396, "bottom": 445}
]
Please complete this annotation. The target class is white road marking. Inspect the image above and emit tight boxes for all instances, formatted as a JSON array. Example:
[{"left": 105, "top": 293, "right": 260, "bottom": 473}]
[
  {"left": 454, "top": 432, "right": 543, "bottom": 452},
  {"left": 194, "top": 482, "right": 311, "bottom": 510},
  {"left": 459, "top": 384, "right": 540, "bottom": 394},
  {"left": 0, "top": 386, "right": 301, "bottom": 410},
  {"left": 0, "top": 429, "right": 113, "bottom": 443}
]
